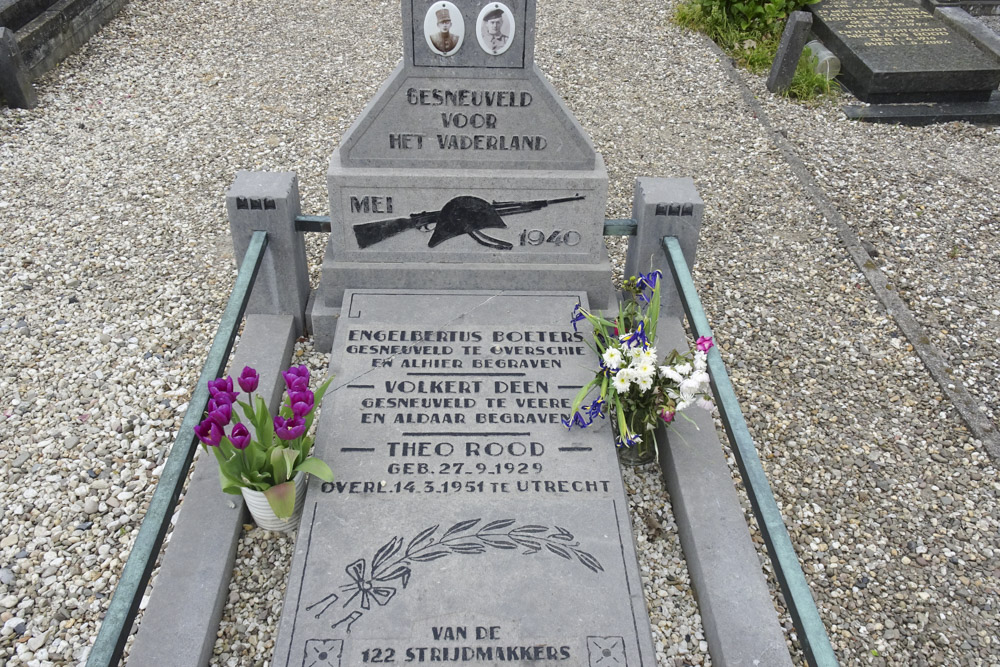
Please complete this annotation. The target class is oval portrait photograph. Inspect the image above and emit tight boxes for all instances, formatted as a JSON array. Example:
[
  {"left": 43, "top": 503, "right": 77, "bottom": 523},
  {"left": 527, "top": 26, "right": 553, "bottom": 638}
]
[
  {"left": 424, "top": 2, "right": 464, "bottom": 56},
  {"left": 477, "top": 3, "right": 515, "bottom": 56}
]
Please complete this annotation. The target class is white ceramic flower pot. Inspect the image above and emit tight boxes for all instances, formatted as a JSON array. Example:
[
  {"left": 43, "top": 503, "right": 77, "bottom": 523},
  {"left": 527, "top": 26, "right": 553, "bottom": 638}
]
[{"left": 240, "top": 471, "right": 307, "bottom": 533}]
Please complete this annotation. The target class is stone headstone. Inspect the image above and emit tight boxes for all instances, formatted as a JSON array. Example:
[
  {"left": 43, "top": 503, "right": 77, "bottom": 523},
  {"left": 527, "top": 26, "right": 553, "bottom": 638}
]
[
  {"left": 0, "top": 27, "right": 37, "bottom": 109},
  {"left": 809, "top": 0, "right": 1000, "bottom": 103},
  {"left": 766, "top": 11, "right": 814, "bottom": 94},
  {"left": 273, "top": 289, "right": 657, "bottom": 666},
  {"left": 310, "top": 1, "right": 615, "bottom": 351}
]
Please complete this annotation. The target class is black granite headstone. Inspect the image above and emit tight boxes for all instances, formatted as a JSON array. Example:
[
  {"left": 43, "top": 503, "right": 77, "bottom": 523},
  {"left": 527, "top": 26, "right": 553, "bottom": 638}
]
[
  {"left": 766, "top": 11, "right": 814, "bottom": 94},
  {"left": 273, "top": 289, "right": 657, "bottom": 667},
  {"left": 810, "top": 0, "right": 1000, "bottom": 103}
]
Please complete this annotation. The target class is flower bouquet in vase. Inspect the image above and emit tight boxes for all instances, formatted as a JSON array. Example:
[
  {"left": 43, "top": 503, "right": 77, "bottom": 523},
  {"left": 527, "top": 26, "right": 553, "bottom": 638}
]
[
  {"left": 195, "top": 365, "right": 334, "bottom": 532},
  {"left": 564, "top": 270, "right": 715, "bottom": 465}
]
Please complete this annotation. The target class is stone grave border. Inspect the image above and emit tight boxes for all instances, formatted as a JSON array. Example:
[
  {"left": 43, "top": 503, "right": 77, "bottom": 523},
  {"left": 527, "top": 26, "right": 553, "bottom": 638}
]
[
  {"left": 88, "top": 174, "right": 837, "bottom": 667},
  {"left": 0, "top": 0, "right": 128, "bottom": 108}
]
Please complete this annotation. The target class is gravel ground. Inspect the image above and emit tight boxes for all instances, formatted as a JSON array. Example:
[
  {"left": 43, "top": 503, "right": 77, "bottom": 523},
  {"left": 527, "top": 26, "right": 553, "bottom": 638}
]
[{"left": 2, "top": 1, "right": 999, "bottom": 666}]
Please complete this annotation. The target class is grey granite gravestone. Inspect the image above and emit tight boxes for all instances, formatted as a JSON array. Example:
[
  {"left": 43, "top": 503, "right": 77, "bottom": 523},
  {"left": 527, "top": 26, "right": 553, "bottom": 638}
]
[
  {"left": 809, "top": 0, "right": 1000, "bottom": 103},
  {"left": 273, "top": 289, "right": 657, "bottom": 667},
  {"left": 309, "top": 1, "right": 615, "bottom": 352}
]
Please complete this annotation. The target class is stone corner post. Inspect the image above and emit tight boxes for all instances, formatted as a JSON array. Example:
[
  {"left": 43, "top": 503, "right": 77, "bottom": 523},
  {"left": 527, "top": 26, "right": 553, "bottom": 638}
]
[
  {"left": 624, "top": 177, "right": 704, "bottom": 318},
  {"left": 226, "top": 171, "right": 310, "bottom": 334}
]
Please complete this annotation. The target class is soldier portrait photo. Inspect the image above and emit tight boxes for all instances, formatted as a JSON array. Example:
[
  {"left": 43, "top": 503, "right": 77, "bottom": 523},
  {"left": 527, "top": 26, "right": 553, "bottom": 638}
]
[
  {"left": 477, "top": 3, "right": 514, "bottom": 56},
  {"left": 424, "top": 2, "right": 464, "bottom": 56}
]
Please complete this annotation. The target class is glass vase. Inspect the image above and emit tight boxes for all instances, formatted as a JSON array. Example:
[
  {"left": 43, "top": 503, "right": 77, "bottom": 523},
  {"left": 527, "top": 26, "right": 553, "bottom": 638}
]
[
  {"left": 617, "top": 439, "right": 657, "bottom": 466},
  {"left": 613, "top": 414, "right": 657, "bottom": 466}
]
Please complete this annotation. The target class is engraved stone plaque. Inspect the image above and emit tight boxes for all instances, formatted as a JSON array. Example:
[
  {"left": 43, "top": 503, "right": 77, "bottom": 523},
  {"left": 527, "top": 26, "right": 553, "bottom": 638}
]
[
  {"left": 809, "top": 0, "right": 1000, "bottom": 103},
  {"left": 273, "top": 290, "right": 657, "bottom": 667}
]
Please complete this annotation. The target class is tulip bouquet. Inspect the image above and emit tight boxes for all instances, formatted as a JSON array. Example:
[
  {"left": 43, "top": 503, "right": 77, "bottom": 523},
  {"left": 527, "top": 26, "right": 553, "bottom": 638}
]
[
  {"left": 564, "top": 270, "right": 714, "bottom": 460},
  {"left": 195, "top": 365, "right": 334, "bottom": 518}
]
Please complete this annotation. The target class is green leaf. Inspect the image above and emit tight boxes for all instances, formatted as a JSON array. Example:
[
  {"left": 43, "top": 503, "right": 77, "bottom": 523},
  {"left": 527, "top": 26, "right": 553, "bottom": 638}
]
[
  {"left": 271, "top": 447, "right": 290, "bottom": 485},
  {"left": 255, "top": 395, "right": 273, "bottom": 449},
  {"left": 217, "top": 466, "right": 245, "bottom": 495},
  {"left": 282, "top": 447, "right": 299, "bottom": 479},
  {"left": 647, "top": 274, "right": 662, "bottom": 343},
  {"left": 569, "top": 378, "right": 601, "bottom": 416},
  {"left": 263, "top": 479, "right": 297, "bottom": 518},
  {"left": 295, "top": 456, "right": 334, "bottom": 482}
]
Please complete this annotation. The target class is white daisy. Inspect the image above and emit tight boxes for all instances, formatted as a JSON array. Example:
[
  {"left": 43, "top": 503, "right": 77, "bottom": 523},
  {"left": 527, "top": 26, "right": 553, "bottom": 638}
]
[
  {"left": 659, "top": 366, "right": 683, "bottom": 384},
  {"left": 612, "top": 371, "right": 631, "bottom": 393},
  {"left": 602, "top": 347, "right": 623, "bottom": 369}
]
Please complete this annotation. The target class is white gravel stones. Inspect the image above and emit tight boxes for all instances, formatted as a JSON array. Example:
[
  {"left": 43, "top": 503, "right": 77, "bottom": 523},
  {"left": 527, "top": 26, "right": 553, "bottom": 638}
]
[{"left": 2, "top": 0, "right": 999, "bottom": 666}]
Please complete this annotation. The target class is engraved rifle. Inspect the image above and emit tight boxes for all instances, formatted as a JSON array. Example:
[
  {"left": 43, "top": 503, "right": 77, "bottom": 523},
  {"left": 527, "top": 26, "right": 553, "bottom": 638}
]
[{"left": 352, "top": 195, "right": 585, "bottom": 250}]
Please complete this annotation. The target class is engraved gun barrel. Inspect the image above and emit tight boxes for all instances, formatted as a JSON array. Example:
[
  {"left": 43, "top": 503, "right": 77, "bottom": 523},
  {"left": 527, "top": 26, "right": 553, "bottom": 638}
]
[{"left": 353, "top": 212, "right": 437, "bottom": 249}]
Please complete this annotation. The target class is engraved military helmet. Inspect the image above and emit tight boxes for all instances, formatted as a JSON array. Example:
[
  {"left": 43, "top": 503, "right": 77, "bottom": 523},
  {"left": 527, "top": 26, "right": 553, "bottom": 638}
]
[{"left": 429, "top": 196, "right": 512, "bottom": 250}]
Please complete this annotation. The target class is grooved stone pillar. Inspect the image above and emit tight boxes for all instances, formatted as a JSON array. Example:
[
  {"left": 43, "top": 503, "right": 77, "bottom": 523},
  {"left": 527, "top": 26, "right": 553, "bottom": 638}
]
[
  {"left": 624, "top": 177, "right": 703, "bottom": 316},
  {"left": 227, "top": 171, "right": 310, "bottom": 334},
  {"left": 0, "top": 28, "right": 37, "bottom": 109}
]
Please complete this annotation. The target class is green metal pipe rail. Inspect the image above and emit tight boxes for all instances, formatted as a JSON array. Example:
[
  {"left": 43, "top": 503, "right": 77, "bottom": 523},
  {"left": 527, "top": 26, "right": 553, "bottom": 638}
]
[
  {"left": 88, "top": 216, "right": 835, "bottom": 666},
  {"left": 86, "top": 231, "right": 268, "bottom": 667},
  {"left": 661, "top": 236, "right": 839, "bottom": 667}
]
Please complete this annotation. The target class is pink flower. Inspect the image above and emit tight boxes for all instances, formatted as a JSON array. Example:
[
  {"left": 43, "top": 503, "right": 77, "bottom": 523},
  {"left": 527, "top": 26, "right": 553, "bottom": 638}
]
[
  {"left": 695, "top": 336, "right": 714, "bottom": 352},
  {"left": 660, "top": 410, "right": 675, "bottom": 424}
]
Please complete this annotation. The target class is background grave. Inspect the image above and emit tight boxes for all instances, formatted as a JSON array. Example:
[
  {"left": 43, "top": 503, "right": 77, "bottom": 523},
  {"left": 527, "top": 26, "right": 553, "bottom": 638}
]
[{"left": 809, "top": 0, "right": 1000, "bottom": 102}]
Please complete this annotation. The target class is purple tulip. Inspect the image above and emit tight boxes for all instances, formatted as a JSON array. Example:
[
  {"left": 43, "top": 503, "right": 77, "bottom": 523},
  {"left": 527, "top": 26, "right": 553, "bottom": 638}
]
[
  {"left": 282, "top": 365, "right": 310, "bottom": 392},
  {"left": 289, "top": 390, "right": 314, "bottom": 417},
  {"left": 206, "top": 401, "right": 232, "bottom": 427},
  {"left": 238, "top": 366, "right": 259, "bottom": 393},
  {"left": 195, "top": 419, "right": 223, "bottom": 447},
  {"left": 274, "top": 414, "right": 306, "bottom": 441},
  {"left": 229, "top": 423, "right": 251, "bottom": 450},
  {"left": 207, "top": 376, "right": 239, "bottom": 403}
]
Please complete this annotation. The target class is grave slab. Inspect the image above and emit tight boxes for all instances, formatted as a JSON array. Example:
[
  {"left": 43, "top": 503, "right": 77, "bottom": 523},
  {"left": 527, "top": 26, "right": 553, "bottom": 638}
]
[
  {"left": 810, "top": 0, "right": 1000, "bottom": 103},
  {"left": 274, "top": 289, "right": 657, "bottom": 667},
  {"left": 843, "top": 89, "right": 1000, "bottom": 123}
]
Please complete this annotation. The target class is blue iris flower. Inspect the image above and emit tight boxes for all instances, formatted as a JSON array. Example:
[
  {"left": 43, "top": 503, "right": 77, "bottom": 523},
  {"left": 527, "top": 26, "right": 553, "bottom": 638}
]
[
  {"left": 620, "top": 320, "right": 648, "bottom": 349},
  {"left": 585, "top": 399, "right": 605, "bottom": 422},
  {"left": 637, "top": 270, "right": 662, "bottom": 290},
  {"left": 562, "top": 411, "right": 590, "bottom": 430},
  {"left": 637, "top": 270, "right": 662, "bottom": 304},
  {"left": 570, "top": 303, "right": 586, "bottom": 332}
]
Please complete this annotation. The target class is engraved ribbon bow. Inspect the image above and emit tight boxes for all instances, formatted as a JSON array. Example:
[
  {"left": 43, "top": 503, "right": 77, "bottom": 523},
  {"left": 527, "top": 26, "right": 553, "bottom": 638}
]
[{"left": 340, "top": 559, "right": 397, "bottom": 610}]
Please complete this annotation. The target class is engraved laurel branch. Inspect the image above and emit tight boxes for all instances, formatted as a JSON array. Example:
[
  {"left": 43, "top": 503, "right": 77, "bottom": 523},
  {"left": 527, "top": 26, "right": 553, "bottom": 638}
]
[{"left": 306, "top": 518, "right": 604, "bottom": 632}]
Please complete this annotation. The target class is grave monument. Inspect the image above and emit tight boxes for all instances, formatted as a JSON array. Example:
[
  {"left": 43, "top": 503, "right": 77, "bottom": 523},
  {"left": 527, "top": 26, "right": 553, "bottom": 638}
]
[
  {"left": 808, "top": 0, "right": 1000, "bottom": 103},
  {"left": 269, "top": 1, "right": 663, "bottom": 665},
  {"left": 308, "top": 0, "right": 615, "bottom": 353}
]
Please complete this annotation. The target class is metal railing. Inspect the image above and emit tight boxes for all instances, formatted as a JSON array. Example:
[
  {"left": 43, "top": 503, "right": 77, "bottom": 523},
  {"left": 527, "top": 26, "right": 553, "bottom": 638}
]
[
  {"left": 661, "top": 235, "right": 838, "bottom": 667},
  {"left": 86, "top": 232, "right": 268, "bottom": 667}
]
